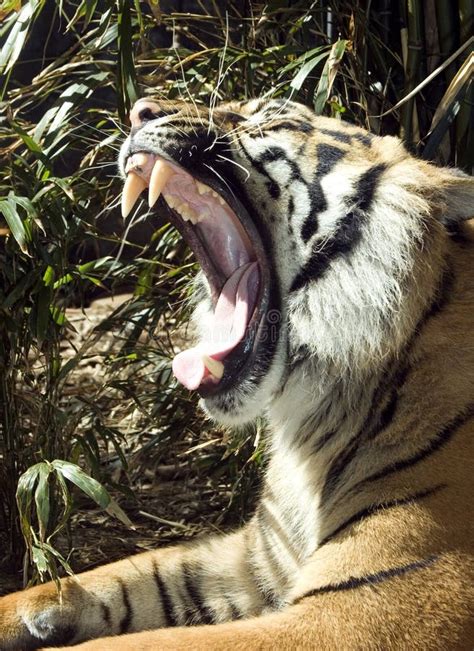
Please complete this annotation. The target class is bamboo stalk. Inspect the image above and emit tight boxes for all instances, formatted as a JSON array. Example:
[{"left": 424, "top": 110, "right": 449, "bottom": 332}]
[
  {"left": 434, "top": 0, "right": 459, "bottom": 84},
  {"left": 456, "top": 0, "right": 474, "bottom": 171},
  {"left": 400, "top": 0, "right": 425, "bottom": 147}
]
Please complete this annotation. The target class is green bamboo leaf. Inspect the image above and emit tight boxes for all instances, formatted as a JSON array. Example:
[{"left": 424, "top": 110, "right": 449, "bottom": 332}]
[
  {"left": 106, "top": 499, "right": 134, "bottom": 528},
  {"left": 34, "top": 464, "right": 51, "bottom": 542},
  {"left": 39, "top": 542, "right": 74, "bottom": 576},
  {"left": 77, "top": 256, "right": 113, "bottom": 273},
  {"left": 16, "top": 463, "right": 44, "bottom": 542},
  {"left": 423, "top": 52, "right": 473, "bottom": 161},
  {"left": 11, "top": 195, "right": 38, "bottom": 219},
  {"left": 429, "top": 52, "right": 474, "bottom": 133},
  {"left": 50, "top": 177, "right": 75, "bottom": 201},
  {"left": 53, "top": 273, "right": 73, "bottom": 289},
  {"left": 117, "top": 0, "right": 138, "bottom": 121},
  {"left": 50, "top": 305, "right": 66, "bottom": 326},
  {"left": 51, "top": 460, "right": 111, "bottom": 509},
  {"left": 47, "top": 75, "right": 108, "bottom": 138},
  {"left": 313, "top": 39, "right": 348, "bottom": 115},
  {"left": 31, "top": 544, "right": 49, "bottom": 576},
  {"left": 281, "top": 44, "right": 329, "bottom": 73},
  {"left": 43, "top": 265, "right": 55, "bottom": 287},
  {"left": 0, "top": 1, "right": 37, "bottom": 74},
  {"left": 0, "top": 198, "right": 28, "bottom": 253},
  {"left": 289, "top": 49, "right": 331, "bottom": 93}
]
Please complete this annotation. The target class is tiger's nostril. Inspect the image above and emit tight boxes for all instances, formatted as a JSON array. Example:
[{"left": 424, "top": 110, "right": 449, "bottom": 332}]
[
  {"left": 138, "top": 107, "right": 156, "bottom": 123},
  {"left": 129, "top": 99, "right": 161, "bottom": 128}
]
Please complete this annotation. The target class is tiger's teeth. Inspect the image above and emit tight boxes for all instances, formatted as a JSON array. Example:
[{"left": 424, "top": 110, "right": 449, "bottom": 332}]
[
  {"left": 202, "top": 355, "right": 224, "bottom": 380},
  {"left": 163, "top": 193, "right": 177, "bottom": 208},
  {"left": 196, "top": 181, "right": 210, "bottom": 195},
  {"left": 196, "top": 181, "right": 226, "bottom": 206},
  {"left": 149, "top": 160, "right": 174, "bottom": 208},
  {"left": 122, "top": 173, "right": 147, "bottom": 218},
  {"left": 164, "top": 194, "right": 201, "bottom": 224},
  {"left": 178, "top": 202, "right": 198, "bottom": 222}
]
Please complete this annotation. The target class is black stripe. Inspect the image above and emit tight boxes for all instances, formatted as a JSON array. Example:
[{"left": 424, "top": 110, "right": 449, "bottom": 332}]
[
  {"left": 292, "top": 206, "right": 365, "bottom": 291},
  {"left": 238, "top": 138, "right": 281, "bottom": 199},
  {"left": 301, "top": 211, "right": 319, "bottom": 243},
  {"left": 316, "top": 143, "right": 345, "bottom": 175},
  {"left": 356, "top": 163, "right": 387, "bottom": 211},
  {"left": 319, "top": 484, "right": 445, "bottom": 547},
  {"left": 321, "top": 434, "right": 361, "bottom": 503},
  {"left": 293, "top": 555, "right": 439, "bottom": 603},
  {"left": 320, "top": 128, "right": 352, "bottom": 144},
  {"left": 152, "top": 561, "right": 177, "bottom": 627},
  {"left": 301, "top": 181, "right": 327, "bottom": 243},
  {"left": 36, "top": 626, "right": 76, "bottom": 647},
  {"left": 183, "top": 564, "right": 214, "bottom": 624},
  {"left": 100, "top": 601, "right": 111, "bottom": 626},
  {"left": 288, "top": 195, "right": 295, "bottom": 217},
  {"left": 259, "top": 146, "right": 304, "bottom": 183},
  {"left": 313, "top": 428, "right": 338, "bottom": 453},
  {"left": 361, "top": 266, "right": 453, "bottom": 444},
  {"left": 224, "top": 594, "right": 243, "bottom": 620},
  {"left": 368, "top": 389, "right": 398, "bottom": 439},
  {"left": 118, "top": 579, "right": 133, "bottom": 634},
  {"left": 291, "top": 163, "right": 387, "bottom": 292},
  {"left": 414, "top": 266, "right": 454, "bottom": 334},
  {"left": 353, "top": 132, "right": 374, "bottom": 147},
  {"left": 360, "top": 407, "right": 474, "bottom": 488},
  {"left": 263, "top": 120, "right": 314, "bottom": 134}
]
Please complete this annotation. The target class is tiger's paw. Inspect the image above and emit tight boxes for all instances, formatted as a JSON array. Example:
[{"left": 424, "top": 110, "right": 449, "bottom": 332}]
[{"left": 0, "top": 582, "right": 82, "bottom": 650}]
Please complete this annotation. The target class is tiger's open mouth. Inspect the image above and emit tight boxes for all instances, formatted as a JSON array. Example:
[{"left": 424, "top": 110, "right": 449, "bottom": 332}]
[{"left": 121, "top": 151, "right": 271, "bottom": 396}]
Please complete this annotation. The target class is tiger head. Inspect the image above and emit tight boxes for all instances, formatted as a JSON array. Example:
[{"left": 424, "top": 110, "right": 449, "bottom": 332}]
[{"left": 119, "top": 98, "right": 474, "bottom": 426}]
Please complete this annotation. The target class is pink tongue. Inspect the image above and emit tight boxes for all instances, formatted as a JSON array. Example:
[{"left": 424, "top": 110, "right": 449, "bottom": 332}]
[{"left": 172, "top": 262, "right": 259, "bottom": 390}]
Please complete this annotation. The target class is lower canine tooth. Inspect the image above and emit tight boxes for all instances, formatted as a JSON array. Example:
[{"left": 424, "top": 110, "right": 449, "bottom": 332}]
[
  {"left": 122, "top": 173, "right": 147, "bottom": 218},
  {"left": 202, "top": 355, "right": 224, "bottom": 380}
]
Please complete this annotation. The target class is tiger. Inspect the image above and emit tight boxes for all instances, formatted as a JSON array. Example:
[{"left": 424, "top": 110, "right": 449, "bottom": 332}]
[{"left": 1, "top": 96, "right": 473, "bottom": 651}]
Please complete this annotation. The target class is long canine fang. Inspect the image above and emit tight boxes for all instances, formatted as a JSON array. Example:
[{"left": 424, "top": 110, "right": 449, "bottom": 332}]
[
  {"left": 202, "top": 355, "right": 224, "bottom": 380},
  {"left": 149, "top": 160, "right": 174, "bottom": 208},
  {"left": 122, "top": 173, "right": 147, "bottom": 218}
]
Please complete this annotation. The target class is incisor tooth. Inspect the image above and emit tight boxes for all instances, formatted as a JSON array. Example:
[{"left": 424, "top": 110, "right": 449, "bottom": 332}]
[
  {"left": 149, "top": 160, "right": 174, "bottom": 208},
  {"left": 202, "top": 355, "right": 224, "bottom": 380},
  {"left": 122, "top": 173, "right": 147, "bottom": 218}
]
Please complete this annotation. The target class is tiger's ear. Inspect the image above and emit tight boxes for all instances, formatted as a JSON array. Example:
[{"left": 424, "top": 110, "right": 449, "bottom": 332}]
[{"left": 436, "top": 168, "right": 474, "bottom": 224}]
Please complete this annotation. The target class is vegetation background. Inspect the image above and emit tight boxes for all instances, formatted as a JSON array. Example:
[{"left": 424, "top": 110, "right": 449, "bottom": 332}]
[{"left": 0, "top": 0, "right": 472, "bottom": 592}]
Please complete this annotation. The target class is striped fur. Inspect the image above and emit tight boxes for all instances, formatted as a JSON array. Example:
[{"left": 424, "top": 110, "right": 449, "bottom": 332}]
[{"left": 1, "top": 99, "right": 473, "bottom": 650}]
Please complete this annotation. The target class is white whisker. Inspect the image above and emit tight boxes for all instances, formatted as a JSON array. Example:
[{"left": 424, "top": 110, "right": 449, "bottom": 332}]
[{"left": 216, "top": 154, "right": 250, "bottom": 182}]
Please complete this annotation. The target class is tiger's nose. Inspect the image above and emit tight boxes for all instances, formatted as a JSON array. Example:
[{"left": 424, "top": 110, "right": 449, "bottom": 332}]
[{"left": 129, "top": 99, "right": 160, "bottom": 128}]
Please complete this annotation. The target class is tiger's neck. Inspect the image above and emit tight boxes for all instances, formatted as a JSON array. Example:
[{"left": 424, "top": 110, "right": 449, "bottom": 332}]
[{"left": 263, "top": 359, "right": 385, "bottom": 557}]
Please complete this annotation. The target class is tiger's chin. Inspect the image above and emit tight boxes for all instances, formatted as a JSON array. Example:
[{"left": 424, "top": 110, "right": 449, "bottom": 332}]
[{"left": 199, "top": 343, "right": 288, "bottom": 425}]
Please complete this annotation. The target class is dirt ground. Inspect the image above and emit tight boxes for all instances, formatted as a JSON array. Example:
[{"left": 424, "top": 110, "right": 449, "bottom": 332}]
[{"left": 0, "top": 294, "right": 259, "bottom": 596}]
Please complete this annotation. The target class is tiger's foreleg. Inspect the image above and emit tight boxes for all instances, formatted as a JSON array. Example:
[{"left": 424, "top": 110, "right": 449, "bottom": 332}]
[
  {"left": 0, "top": 525, "right": 265, "bottom": 651},
  {"left": 42, "top": 551, "right": 474, "bottom": 651}
]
